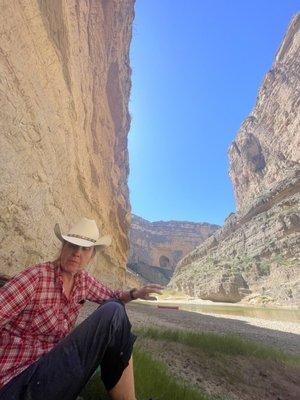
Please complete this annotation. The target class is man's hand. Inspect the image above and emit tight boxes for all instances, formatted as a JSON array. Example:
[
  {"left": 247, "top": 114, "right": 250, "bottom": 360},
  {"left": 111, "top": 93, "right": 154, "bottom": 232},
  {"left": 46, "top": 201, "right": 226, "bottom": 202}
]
[{"left": 132, "top": 284, "right": 164, "bottom": 301}]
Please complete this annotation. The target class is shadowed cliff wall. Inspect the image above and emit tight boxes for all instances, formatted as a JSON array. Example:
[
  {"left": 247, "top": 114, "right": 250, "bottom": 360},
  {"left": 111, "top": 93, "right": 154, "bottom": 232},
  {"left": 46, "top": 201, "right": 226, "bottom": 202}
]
[{"left": 0, "top": 0, "right": 135, "bottom": 288}]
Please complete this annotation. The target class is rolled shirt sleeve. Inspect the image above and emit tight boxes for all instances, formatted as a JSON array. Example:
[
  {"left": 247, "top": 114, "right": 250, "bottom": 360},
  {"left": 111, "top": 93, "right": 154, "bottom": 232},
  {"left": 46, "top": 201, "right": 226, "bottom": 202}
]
[{"left": 85, "top": 273, "right": 125, "bottom": 303}]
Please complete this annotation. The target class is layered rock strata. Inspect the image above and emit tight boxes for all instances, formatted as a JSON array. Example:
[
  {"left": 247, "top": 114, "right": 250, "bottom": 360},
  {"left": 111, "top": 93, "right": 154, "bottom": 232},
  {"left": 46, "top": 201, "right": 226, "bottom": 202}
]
[
  {"left": 170, "top": 14, "right": 300, "bottom": 305},
  {"left": 229, "top": 14, "right": 300, "bottom": 212},
  {"left": 128, "top": 214, "right": 219, "bottom": 284},
  {"left": 0, "top": 0, "right": 135, "bottom": 287}
]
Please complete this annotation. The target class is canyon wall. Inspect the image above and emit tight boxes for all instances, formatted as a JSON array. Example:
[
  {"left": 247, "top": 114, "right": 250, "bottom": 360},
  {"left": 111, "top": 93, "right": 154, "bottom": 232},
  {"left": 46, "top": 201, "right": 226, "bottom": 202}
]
[
  {"left": 170, "top": 14, "right": 300, "bottom": 305},
  {"left": 0, "top": 0, "right": 135, "bottom": 288},
  {"left": 128, "top": 214, "right": 219, "bottom": 284},
  {"left": 229, "top": 15, "right": 300, "bottom": 212}
]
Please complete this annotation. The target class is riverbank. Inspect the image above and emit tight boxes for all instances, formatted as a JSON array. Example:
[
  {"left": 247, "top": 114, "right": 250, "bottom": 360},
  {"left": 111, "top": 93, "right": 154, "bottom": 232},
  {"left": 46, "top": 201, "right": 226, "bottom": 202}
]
[
  {"left": 154, "top": 296, "right": 300, "bottom": 310},
  {"left": 78, "top": 301, "right": 300, "bottom": 399},
  {"left": 135, "top": 299, "right": 300, "bottom": 334},
  {"left": 128, "top": 302, "right": 300, "bottom": 400},
  {"left": 78, "top": 300, "right": 300, "bottom": 353}
]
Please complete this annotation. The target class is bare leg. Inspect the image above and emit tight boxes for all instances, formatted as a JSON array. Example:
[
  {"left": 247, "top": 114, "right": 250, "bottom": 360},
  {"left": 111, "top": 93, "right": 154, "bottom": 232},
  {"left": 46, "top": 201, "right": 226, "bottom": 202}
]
[{"left": 107, "top": 356, "right": 136, "bottom": 400}]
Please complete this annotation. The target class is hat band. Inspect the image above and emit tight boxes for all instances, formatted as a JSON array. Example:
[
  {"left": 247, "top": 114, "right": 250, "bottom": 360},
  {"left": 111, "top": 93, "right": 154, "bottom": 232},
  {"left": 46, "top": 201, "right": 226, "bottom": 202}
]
[{"left": 67, "top": 234, "right": 97, "bottom": 243}]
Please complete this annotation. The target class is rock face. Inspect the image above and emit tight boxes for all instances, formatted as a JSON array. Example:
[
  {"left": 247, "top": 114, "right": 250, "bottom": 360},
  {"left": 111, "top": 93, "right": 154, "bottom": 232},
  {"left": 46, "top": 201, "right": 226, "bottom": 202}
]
[
  {"left": 0, "top": 0, "right": 135, "bottom": 288},
  {"left": 170, "top": 14, "right": 300, "bottom": 305},
  {"left": 229, "top": 15, "right": 300, "bottom": 212},
  {"left": 128, "top": 214, "right": 220, "bottom": 284}
]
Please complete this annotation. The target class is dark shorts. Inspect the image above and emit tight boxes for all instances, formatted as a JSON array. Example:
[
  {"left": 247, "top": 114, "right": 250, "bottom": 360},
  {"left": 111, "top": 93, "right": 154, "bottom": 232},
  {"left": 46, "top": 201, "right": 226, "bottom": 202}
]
[{"left": 0, "top": 300, "right": 136, "bottom": 400}]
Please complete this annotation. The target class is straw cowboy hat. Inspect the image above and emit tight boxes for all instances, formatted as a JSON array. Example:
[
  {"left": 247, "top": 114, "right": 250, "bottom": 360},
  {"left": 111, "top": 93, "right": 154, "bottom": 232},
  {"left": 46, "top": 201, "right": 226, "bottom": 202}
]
[{"left": 54, "top": 217, "right": 112, "bottom": 248}]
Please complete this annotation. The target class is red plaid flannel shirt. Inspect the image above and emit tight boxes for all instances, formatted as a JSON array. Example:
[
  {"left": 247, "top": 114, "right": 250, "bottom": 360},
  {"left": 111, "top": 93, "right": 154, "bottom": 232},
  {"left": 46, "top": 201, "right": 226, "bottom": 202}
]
[{"left": 0, "top": 262, "right": 124, "bottom": 388}]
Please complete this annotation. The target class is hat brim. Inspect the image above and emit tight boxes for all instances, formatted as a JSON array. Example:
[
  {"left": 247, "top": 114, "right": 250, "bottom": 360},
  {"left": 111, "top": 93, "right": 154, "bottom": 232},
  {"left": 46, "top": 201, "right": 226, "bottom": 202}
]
[{"left": 54, "top": 223, "right": 112, "bottom": 248}]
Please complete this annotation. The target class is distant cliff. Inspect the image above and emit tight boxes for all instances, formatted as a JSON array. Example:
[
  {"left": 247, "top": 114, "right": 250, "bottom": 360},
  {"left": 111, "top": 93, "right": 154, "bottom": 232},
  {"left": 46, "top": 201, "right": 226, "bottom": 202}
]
[
  {"left": 170, "top": 14, "right": 300, "bottom": 305},
  {"left": 0, "top": 0, "right": 135, "bottom": 288},
  {"left": 128, "top": 214, "right": 219, "bottom": 284}
]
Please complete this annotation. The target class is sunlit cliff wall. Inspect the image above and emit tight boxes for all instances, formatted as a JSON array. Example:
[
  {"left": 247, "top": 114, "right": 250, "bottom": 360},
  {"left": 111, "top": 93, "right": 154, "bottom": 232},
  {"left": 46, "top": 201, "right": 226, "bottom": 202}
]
[
  {"left": 170, "top": 14, "right": 300, "bottom": 305},
  {"left": 229, "top": 15, "right": 300, "bottom": 212},
  {"left": 0, "top": 0, "right": 135, "bottom": 287}
]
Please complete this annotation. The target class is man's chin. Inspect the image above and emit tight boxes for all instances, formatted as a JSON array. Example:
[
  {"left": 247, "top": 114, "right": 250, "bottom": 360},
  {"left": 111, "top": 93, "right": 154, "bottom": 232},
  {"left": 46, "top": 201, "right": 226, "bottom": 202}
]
[{"left": 66, "top": 263, "right": 81, "bottom": 272}]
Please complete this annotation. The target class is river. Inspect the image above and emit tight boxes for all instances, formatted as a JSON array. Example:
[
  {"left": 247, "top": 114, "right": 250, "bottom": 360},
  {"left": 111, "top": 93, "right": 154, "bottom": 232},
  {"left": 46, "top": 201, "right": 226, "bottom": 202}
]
[{"left": 150, "top": 299, "right": 300, "bottom": 323}]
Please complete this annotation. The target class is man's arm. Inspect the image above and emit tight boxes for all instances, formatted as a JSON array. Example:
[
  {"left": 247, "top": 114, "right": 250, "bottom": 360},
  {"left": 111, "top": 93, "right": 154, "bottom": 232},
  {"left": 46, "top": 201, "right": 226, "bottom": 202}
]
[
  {"left": 119, "top": 284, "right": 164, "bottom": 303},
  {"left": 85, "top": 273, "right": 163, "bottom": 304}
]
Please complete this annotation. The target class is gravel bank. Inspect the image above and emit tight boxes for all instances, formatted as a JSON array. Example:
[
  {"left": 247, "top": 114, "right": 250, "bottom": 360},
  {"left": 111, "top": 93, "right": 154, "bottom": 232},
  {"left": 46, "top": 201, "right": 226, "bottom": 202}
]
[{"left": 78, "top": 301, "right": 300, "bottom": 355}]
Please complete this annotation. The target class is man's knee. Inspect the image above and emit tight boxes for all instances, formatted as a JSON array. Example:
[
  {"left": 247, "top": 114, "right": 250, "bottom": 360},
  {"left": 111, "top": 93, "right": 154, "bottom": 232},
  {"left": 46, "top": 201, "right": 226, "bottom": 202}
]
[{"left": 96, "top": 300, "right": 127, "bottom": 322}]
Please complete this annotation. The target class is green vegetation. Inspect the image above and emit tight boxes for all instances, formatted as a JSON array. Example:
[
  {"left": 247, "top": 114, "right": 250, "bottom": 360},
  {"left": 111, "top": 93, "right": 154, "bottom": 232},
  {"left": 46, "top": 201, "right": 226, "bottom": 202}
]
[
  {"left": 79, "top": 347, "right": 227, "bottom": 400},
  {"left": 232, "top": 253, "right": 297, "bottom": 275},
  {"left": 271, "top": 254, "right": 295, "bottom": 267},
  {"left": 257, "top": 258, "right": 270, "bottom": 275},
  {"left": 136, "top": 327, "right": 300, "bottom": 365},
  {"left": 79, "top": 326, "right": 299, "bottom": 399},
  {"left": 133, "top": 347, "right": 227, "bottom": 400},
  {"left": 79, "top": 369, "right": 107, "bottom": 399}
]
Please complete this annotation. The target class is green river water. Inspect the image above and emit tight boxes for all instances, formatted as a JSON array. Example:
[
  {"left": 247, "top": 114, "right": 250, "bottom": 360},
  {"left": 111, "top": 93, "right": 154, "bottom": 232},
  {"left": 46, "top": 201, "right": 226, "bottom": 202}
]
[{"left": 154, "top": 302, "right": 300, "bottom": 323}]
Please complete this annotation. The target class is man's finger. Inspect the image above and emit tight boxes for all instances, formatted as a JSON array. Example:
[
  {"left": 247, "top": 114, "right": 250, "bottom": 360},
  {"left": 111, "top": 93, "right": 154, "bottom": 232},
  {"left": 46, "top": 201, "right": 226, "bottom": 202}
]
[
  {"left": 153, "top": 290, "right": 163, "bottom": 295},
  {"left": 146, "top": 295, "right": 157, "bottom": 301},
  {"left": 146, "top": 284, "right": 165, "bottom": 290}
]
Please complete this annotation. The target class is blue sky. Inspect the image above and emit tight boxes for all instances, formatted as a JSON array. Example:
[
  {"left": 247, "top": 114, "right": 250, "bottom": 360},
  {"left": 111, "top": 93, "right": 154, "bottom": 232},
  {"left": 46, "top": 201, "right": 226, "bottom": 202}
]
[{"left": 128, "top": 1, "right": 299, "bottom": 226}]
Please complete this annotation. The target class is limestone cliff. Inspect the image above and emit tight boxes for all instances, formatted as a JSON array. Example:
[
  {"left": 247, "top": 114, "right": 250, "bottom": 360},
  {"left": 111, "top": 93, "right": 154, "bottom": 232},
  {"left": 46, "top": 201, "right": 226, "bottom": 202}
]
[
  {"left": 170, "top": 14, "right": 300, "bottom": 305},
  {"left": 128, "top": 214, "right": 219, "bottom": 284},
  {"left": 229, "top": 14, "right": 300, "bottom": 212},
  {"left": 0, "top": 0, "right": 135, "bottom": 288}
]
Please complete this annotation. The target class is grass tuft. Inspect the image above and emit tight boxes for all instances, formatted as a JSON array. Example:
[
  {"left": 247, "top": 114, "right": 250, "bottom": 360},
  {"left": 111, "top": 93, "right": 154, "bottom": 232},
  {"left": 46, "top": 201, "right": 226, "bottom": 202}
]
[
  {"left": 79, "top": 368, "right": 107, "bottom": 399},
  {"left": 133, "top": 346, "right": 228, "bottom": 400},
  {"left": 136, "top": 327, "right": 300, "bottom": 365},
  {"left": 79, "top": 347, "right": 228, "bottom": 400},
  {"left": 78, "top": 327, "right": 299, "bottom": 399}
]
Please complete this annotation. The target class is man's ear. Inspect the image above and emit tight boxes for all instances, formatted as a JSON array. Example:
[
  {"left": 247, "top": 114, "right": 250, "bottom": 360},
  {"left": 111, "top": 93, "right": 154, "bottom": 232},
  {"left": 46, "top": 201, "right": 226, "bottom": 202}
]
[{"left": 91, "top": 247, "right": 96, "bottom": 259}]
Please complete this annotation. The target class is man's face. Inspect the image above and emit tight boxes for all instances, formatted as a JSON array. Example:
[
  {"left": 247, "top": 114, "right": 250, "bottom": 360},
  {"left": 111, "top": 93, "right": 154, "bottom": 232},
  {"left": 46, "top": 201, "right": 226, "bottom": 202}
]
[{"left": 60, "top": 242, "right": 95, "bottom": 275}]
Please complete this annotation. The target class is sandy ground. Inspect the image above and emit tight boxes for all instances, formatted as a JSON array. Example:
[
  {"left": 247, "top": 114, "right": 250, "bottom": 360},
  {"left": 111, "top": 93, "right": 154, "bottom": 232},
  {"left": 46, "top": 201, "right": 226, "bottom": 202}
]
[{"left": 78, "top": 301, "right": 300, "bottom": 400}]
